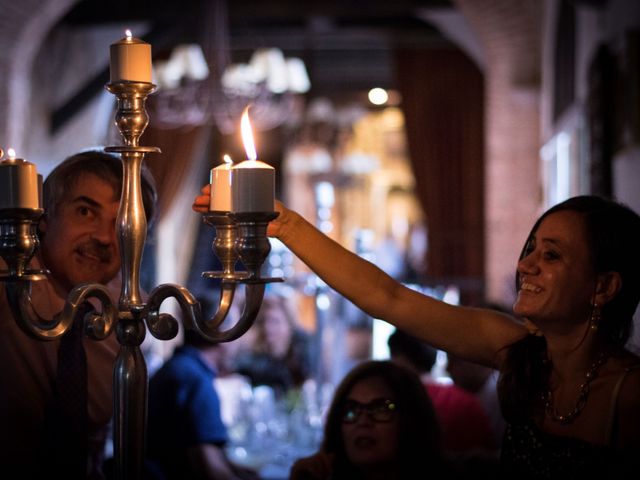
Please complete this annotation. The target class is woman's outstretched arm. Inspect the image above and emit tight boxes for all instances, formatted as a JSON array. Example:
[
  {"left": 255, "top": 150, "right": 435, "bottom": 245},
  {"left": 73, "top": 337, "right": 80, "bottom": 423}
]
[{"left": 193, "top": 187, "right": 527, "bottom": 367}]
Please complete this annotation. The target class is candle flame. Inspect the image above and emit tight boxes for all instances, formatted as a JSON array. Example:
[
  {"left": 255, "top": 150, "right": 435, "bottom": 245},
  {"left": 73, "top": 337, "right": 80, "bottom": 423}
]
[
  {"left": 240, "top": 107, "right": 257, "bottom": 161},
  {"left": 125, "top": 29, "right": 132, "bottom": 39},
  {"left": 7, "top": 148, "right": 16, "bottom": 159},
  {"left": 222, "top": 154, "right": 233, "bottom": 165}
]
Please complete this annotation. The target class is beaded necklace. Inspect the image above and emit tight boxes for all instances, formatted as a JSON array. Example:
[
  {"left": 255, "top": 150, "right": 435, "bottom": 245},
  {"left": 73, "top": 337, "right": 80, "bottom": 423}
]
[{"left": 543, "top": 352, "right": 608, "bottom": 424}]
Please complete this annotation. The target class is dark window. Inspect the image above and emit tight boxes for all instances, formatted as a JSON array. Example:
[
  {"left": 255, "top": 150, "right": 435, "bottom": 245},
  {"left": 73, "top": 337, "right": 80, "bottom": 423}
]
[{"left": 553, "top": 0, "right": 576, "bottom": 121}]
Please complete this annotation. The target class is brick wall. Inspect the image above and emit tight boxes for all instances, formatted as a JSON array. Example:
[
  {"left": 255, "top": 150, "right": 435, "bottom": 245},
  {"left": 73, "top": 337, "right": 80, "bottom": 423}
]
[{"left": 454, "top": 0, "right": 543, "bottom": 305}]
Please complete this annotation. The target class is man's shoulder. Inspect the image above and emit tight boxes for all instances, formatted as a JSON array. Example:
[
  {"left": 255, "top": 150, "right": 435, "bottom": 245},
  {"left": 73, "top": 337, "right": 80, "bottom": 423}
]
[{"left": 153, "top": 348, "right": 210, "bottom": 380}]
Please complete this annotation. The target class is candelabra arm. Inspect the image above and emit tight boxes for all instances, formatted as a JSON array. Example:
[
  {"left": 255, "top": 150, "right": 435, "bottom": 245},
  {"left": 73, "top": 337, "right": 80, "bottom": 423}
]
[
  {"left": 65, "top": 283, "right": 119, "bottom": 340},
  {"left": 4, "top": 281, "right": 64, "bottom": 339},
  {"left": 195, "top": 283, "right": 265, "bottom": 343},
  {"left": 4, "top": 280, "right": 117, "bottom": 341},
  {"left": 197, "top": 282, "right": 236, "bottom": 330},
  {"left": 144, "top": 283, "right": 204, "bottom": 340},
  {"left": 144, "top": 281, "right": 264, "bottom": 343},
  {"left": 144, "top": 282, "right": 237, "bottom": 340}
]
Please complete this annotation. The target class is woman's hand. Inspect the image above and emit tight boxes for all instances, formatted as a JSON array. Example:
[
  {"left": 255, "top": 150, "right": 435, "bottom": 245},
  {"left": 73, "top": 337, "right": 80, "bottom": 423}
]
[
  {"left": 192, "top": 184, "right": 289, "bottom": 238},
  {"left": 192, "top": 184, "right": 212, "bottom": 213}
]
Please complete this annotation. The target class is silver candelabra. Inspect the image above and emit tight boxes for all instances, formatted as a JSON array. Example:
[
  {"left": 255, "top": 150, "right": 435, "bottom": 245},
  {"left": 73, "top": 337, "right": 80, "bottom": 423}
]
[{"left": 0, "top": 80, "right": 280, "bottom": 479}]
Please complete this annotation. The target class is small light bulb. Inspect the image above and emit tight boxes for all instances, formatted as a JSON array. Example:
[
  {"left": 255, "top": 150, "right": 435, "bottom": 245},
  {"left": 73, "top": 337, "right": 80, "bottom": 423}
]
[{"left": 368, "top": 87, "right": 388, "bottom": 106}]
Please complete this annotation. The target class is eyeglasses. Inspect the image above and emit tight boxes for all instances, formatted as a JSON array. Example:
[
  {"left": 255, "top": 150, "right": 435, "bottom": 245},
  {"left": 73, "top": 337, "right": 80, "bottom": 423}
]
[{"left": 341, "top": 398, "right": 398, "bottom": 424}]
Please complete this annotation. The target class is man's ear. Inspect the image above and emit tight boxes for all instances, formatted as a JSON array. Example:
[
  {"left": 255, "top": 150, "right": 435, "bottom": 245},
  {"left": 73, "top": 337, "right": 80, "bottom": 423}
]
[{"left": 595, "top": 271, "right": 622, "bottom": 306}]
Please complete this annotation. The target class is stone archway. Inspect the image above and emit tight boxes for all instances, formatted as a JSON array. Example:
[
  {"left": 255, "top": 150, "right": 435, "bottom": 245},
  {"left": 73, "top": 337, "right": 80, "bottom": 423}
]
[{"left": 0, "top": 0, "right": 79, "bottom": 152}]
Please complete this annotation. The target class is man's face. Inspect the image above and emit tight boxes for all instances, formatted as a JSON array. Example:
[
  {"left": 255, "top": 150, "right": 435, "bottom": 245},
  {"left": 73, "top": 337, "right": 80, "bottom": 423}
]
[{"left": 40, "top": 173, "right": 121, "bottom": 292}]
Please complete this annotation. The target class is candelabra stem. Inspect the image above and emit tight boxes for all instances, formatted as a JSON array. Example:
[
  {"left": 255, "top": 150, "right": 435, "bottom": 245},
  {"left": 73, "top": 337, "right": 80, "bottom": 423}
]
[
  {"left": 117, "top": 151, "right": 146, "bottom": 308},
  {"left": 113, "top": 313, "right": 147, "bottom": 480},
  {"left": 99, "top": 79, "right": 281, "bottom": 479}
]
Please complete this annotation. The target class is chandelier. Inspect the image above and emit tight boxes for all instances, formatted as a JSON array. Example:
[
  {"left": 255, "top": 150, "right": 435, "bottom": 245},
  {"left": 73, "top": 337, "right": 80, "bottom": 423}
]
[{"left": 149, "top": 0, "right": 310, "bottom": 133}]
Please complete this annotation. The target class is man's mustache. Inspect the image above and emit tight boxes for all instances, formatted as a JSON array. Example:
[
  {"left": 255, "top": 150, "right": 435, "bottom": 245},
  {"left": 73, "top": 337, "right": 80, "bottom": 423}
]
[{"left": 76, "top": 241, "right": 112, "bottom": 262}]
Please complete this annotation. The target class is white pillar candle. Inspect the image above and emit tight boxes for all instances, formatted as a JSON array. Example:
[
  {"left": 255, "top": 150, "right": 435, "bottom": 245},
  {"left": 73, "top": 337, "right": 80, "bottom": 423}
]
[
  {"left": 0, "top": 149, "right": 41, "bottom": 209},
  {"left": 230, "top": 107, "right": 275, "bottom": 212},
  {"left": 209, "top": 155, "right": 233, "bottom": 212},
  {"left": 231, "top": 160, "right": 275, "bottom": 212},
  {"left": 110, "top": 30, "right": 152, "bottom": 83}
]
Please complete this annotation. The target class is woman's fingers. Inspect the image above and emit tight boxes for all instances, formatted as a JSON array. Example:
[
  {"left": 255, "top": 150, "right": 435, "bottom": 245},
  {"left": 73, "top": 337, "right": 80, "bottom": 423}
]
[
  {"left": 192, "top": 196, "right": 209, "bottom": 212},
  {"left": 192, "top": 187, "right": 286, "bottom": 239}
]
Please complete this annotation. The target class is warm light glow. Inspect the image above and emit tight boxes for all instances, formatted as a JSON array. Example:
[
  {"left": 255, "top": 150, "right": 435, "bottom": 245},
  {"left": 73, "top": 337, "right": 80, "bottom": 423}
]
[
  {"left": 125, "top": 29, "right": 133, "bottom": 40},
  {"left": 240, "top": 107, "right": 257, "bottom": 160},
  {"left": 7, "top": 148, "right": 16, "bottom": 159},
  {"left": 368, "top": 87, "right": 388, "bottom": 106},
  {"left": 223, "top": 154, "right": 233, "bottom": 165}
]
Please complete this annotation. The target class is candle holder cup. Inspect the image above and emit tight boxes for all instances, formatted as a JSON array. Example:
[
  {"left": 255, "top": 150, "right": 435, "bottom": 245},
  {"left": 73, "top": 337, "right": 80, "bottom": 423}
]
[
  {"left": 231, "top": 211, "right": 282, "bottom": 283},
  {"left": 106, "top": 81, "right": 156, "bottom": 148},
  {"left": 201, "top": 212, "right": 247, "bottom": 282},
  {"left": 202, "top": 211, "right": 283, "bottom": 284},
  {"left": 0, "top": 208, "right": 47, "bottom": 280}
]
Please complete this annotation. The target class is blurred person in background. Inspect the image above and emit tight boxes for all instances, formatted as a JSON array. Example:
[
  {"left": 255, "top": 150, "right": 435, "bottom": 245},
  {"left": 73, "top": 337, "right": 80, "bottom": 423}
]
[
  {"left": 387, "top": 328, "right": 498, "bottom": 476},
  {"left": 233, "top": 293, "right": 313, "bottom": 397},
  {"left": 290, "top": 360, "right": 447, "bottom": 479},
  {"left": 146, "top": 328, "right": 260, "bottom": 480}
]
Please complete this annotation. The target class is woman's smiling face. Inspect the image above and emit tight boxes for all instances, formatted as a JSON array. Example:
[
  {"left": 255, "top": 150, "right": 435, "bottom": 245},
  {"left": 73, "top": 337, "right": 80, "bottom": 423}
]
[{"left": 514, "top": 210, "right": 597, "bottom": 332}]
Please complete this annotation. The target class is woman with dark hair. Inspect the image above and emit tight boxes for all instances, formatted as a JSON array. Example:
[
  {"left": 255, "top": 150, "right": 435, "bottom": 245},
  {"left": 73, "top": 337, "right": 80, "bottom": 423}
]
[
  {"left": 232, "top": 293, "right": 313, "bottom": 395},
  {"left": 289, "top": 360, "right": 445, "bottom": 479},
  {"left": 194, "top": 192, "right": 640, "bottom": 476}
]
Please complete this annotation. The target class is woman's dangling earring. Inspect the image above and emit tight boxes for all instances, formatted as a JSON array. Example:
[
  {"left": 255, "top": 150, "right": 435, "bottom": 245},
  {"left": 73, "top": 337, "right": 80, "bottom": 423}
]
[{"left": 590, "top": 302, "right": 601, "bottom": 332}]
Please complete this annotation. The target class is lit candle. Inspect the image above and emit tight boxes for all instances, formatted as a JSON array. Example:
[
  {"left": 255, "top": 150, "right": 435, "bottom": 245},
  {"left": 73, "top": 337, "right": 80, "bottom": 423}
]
[
  {"left": 209, "top": 154, "right": 234, "bottom": 212},
  {"left": 231, "top": 108, "right": 275, "bottom": 213},
  {"left": 0, "top": 148, "right": 41, "bottom": 210},
  {"left": 109, "top": 29, "right": 152, "bottom": 83}
]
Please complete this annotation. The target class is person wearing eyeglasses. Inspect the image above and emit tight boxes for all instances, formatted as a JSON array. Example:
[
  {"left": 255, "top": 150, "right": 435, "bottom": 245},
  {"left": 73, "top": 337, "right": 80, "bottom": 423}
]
[{"left": 289, "top": 360, "right": 448, "bottom": 479}]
